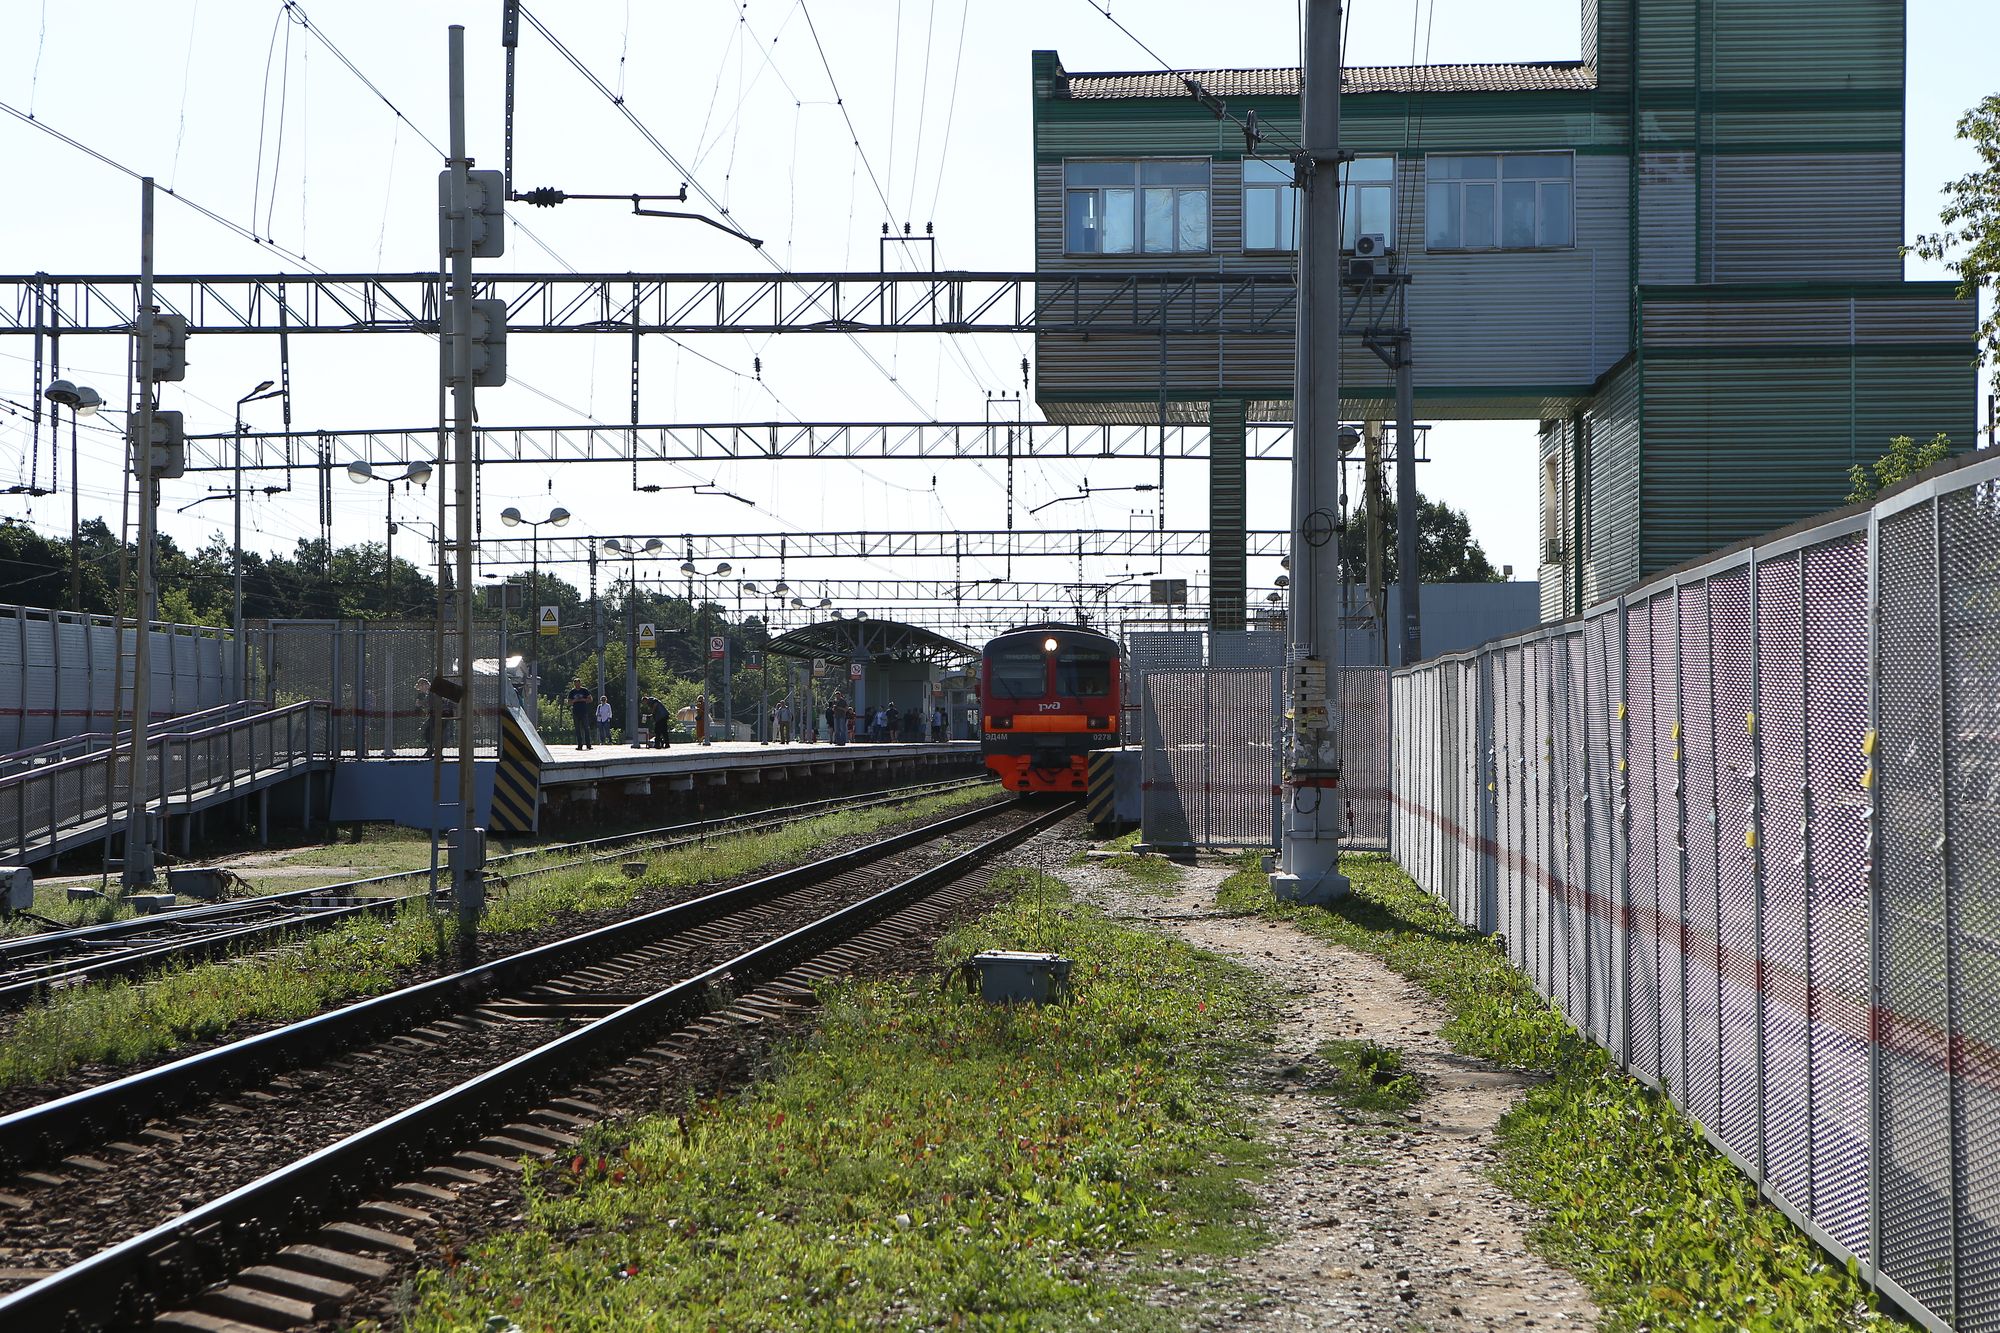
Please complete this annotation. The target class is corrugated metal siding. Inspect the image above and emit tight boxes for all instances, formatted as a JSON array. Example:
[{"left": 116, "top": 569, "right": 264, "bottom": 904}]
[
  {"left": 1710, "top": 0, "right": 1903, "bottom": 92},
  {"left": 1583, "top": 357, "right": 1643, "bottom": 602},
  {"left": 1709, "top": 154, "right": 1902, "bottom": 281},
  {"left": 1637, "top": 152, "right": 1695, "bottom": 284},
  {"left": 1036, "top": 154, "right": 1630, "bottom": 417},
  {"left": 1637, "top": 0, "right": 1697, "bottom": 86},
  {"left": 1589, "top": 0, "right": 1632, "bottom": 90},
  {"left": 1210, "top": 400, "right": 1248, "bottom": 632},
  {"left": 1643, "top": 290, "right": 1974, "bottom": 349}
]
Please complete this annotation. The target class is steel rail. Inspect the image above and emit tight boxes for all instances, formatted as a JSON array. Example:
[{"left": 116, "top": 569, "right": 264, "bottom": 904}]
[
  {"left": 0, "top": 795, "right": 1025, "bottom": 1176},
  {"left": 0, "top": 775, "right": 992, "bottom": 1007},
  {"left": 0, "top": 798, "right": 1069, "bottom": 1331}
]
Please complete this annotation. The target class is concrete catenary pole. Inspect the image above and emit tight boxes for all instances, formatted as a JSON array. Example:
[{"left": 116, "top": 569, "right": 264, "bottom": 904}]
[
  {"left": 123, "top": 178, "right": 158, "bottom": 892},
  {"left": 446, "top": 26, "right": 483, "bottom": 932},
  {"left": 1273, "top": 0, "right": 1350, "bottom": 904},
  {"left": 1396, "top": 361, "right": 1421, "bottom": 665}
]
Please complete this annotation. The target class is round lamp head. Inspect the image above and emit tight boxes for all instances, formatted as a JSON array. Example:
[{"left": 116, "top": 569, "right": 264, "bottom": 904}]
[
  {"left": 548, "top": 507, "right": 571, "bottom": 527},
  {"left": 1266, "top": 591, "right": 1284, "bottom": 604},
  {"left": 603, "top": 537, "right": 625, "bottom": 554},
  {"left": 1275, "top": 574, "right": 1290, "bottom": 588},
  {"left": 347, "top": 460, "right": 374, "bottom": 484},
  {"left": 405, "top": 461, "right": 434, "bottom": 487},
  {"left": 743, "top": 582, "right": 760, "bottom": 594},
  {"left": 679, "top": 560, "right": 696, "bottom": 575},
  {"left": 43, "top": 379, "right": 80, "bottom": 408},
  {"left": 818, "top": 597, "right": 831, "bottom": 607},
  {"left": 772, "top": 580, "right": 790, "bottom": 594},
  {"left": 642, "top": 538, "right": 664, "bottom": 554},
  {"left": 715, "top": 562, "right": 733, "bottom": 576},
  {"left": 790, "top": 597, "right": 804, "bottom": 608},
  {"left": 500, "top": 507, "right": 524, "bottom": 527},
  {"left": 73, "top": 386, "right": 103, "bottom": 417}
]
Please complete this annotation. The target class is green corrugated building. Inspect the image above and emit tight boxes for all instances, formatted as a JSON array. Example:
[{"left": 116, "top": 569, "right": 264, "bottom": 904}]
[{"left": 1031, "top": 0, "right": 1978, "bottom": 628}]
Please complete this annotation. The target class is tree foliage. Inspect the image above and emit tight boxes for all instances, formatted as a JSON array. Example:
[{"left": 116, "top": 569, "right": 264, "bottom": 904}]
[
  {"left": 1846, "top": 432, "right": 1953, "bottom": 505},
  {"left": 1338, "top": 490, "right": 1505, "bottom": 583},
  {"left": 1910, "top": 93, "right": 2000, "bottom": 395}
]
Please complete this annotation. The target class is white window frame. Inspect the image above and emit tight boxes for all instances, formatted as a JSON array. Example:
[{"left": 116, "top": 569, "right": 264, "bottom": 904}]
[
  {"left": 1063, "top": 159, "right": 1212, "bottom": 256},
  {"left": 1423, "top": 151, "right": 1575, "bottom": 253},
  {"left": 1241, "top": 156, "right": 1398, "bottom": 254}
]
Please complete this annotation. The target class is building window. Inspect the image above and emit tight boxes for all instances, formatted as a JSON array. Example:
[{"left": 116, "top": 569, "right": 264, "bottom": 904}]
[
  {"left": 1425, "top": 153, "right": 1573, "bottom": 251},
  {"left": 1242, "top": 156, "right": 1396, "bottom": 252},
  {"left": 1064, "top": 160, "right": 1210, "bottom": 255}
]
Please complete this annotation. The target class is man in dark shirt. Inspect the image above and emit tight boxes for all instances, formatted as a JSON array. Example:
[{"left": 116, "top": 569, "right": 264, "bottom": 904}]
[{"left": 567, "top": 680, "right": 595, "bottom": 749}]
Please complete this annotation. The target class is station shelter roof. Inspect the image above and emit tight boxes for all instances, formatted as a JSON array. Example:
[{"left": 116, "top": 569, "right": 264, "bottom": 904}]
[{"left": 763, "top": 616, "right": 977, "bottom": 668}]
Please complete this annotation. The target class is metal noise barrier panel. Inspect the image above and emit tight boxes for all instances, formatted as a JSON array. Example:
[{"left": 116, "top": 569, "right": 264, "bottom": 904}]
[{"left": 1388, "top": 452, "right": 2000, "bottom": 1333}]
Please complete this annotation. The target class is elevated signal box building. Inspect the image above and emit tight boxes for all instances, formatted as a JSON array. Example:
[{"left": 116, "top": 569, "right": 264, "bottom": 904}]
[{"left": 1030, "top": 0, "right": 1977, "bottom": 629}]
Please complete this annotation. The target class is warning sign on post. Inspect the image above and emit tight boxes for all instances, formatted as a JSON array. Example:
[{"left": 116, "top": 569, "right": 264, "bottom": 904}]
[
  {"left": 811, "top": 658, "right": 826, "bottom": 677},
  {"left": 709, "top": 634, "right": 726, "bottom": 660},
  {"left": 849, "top": 663, "right": 864, "bottom": 681},
  {"left": 638, "top": 623, "right": 656, "bottom": 648},
  {"left": 538, "top": 606, "right": 559, "bottom": 636}
]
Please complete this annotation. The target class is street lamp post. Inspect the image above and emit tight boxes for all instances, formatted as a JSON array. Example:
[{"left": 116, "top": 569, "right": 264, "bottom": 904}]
[
  {"left": 230, "top": 381, "right": 285, "bottom": 696},
  {"left": 604, "top": 537, "right": 662, "bottom": 743},
  {"left": 498, "top": 505, "right": 570, "bottom": 706},
  {"left": 680, "top": 557, "right": 732, "bottom": 745},
  {"left": 41, "top": 380, "right": 104, "bottom": 616},
  {"left": 348, "top": 460, "right": 436, "bottom": 616}
]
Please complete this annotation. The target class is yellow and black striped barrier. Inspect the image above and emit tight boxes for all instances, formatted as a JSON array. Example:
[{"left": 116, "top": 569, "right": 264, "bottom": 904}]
[
  {"left": 1085, "top": 749, "right": 1120, "bottom": 828},
  {"left": 490, "top": 707, "right": 543, "bottom": 835}
]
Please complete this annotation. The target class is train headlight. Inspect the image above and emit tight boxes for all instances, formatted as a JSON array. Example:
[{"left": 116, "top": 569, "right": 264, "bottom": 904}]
[{"left": 1044, "top": 637, "right": 1059, "bottom": 652}]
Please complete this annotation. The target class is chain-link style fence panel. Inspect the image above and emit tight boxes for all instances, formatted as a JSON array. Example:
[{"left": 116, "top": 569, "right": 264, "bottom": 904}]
[
  {"left": 1387, "top": 453, "right": 2000, "bottom": 1332},
  {"left": 251, "top": 619, "right": 511, "bottom": 757}
]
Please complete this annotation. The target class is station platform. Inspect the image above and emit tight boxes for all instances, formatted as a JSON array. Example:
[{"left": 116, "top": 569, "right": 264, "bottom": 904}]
[{"left": 328, "top": 738, "right": 982, "bottom": 831}]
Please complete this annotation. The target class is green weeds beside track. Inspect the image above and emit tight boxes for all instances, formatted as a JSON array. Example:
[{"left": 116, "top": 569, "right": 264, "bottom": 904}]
[
  {"left": 400, "top": 874, "right": 1270, "bottom": 1332},
  {"left": 0, "top": 786, "right": 996, "bottom": 1089}
]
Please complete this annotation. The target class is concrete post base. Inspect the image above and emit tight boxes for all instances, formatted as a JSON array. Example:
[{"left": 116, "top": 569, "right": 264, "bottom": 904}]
[{"left": 1270, "top": 866, "right": 1350, "bottom": 906}]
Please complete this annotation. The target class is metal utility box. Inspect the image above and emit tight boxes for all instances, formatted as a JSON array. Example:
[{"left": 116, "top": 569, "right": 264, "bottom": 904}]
[
  {"left": 0, "top": 866, "right": 32, "bottom": 913},
  {"left": 963, "top": 951, "right": 1073, "bottom": 1005},
  {"left": 167, "top": 867, "right": 228, "bottom": 901},
  {"left": 128, "top": 893, "right": 177, "bottom": 915}
]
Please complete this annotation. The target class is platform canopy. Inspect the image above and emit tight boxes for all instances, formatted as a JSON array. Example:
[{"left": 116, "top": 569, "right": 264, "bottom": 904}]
[{"left": 764, "top": 616, "right": 977, "bottom": 667}]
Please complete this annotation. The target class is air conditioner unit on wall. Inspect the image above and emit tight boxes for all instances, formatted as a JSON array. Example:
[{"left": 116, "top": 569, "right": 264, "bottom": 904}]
[
  {"left": 1353, "top": 233, "right": 1390, "bottom": 258},
  {"left": 1543, "top": 540, "right": 1564, "bottom": 566}
]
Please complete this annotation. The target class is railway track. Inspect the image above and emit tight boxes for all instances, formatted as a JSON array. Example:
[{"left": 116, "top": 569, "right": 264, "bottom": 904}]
[
  {"left": 0, "top": 775, "right": 992, "bottom": 1007},
  {"left": 0, "top": 798, "right": 1073, "bottom": 1331}
]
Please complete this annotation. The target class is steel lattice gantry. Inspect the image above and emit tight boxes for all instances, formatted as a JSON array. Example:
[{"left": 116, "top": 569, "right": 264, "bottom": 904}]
[
  {"left": 461, "top": 529, "right": 1287, "bottom": 565},
  {"left": 178, "top": 420, "right": 1299, "bottom": 471},
  {"left": 0, "top": 270, "right": 1296, "bottom": 336}
]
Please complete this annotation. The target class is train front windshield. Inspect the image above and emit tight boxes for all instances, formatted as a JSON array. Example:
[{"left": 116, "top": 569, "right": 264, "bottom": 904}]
[
  {"left": 1055, "top": 649, "right": 1114, "bottom": 697},
  {"left": 988, "top": 646, "right": 1049, "bottom": 699}
]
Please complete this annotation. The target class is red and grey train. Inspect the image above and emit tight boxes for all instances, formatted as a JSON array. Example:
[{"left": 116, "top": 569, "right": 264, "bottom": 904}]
[{"left": 978, "top": 623, "right": 1121, "bottom": 793}]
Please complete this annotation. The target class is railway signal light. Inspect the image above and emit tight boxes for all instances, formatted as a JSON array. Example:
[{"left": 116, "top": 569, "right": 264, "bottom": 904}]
[
  {"left": 148, "top": 314, "right": 188, "bottom": 382},
  {"left": 446, "top": 297, "right": 508, "bottom": 387},
  {"left": 129, "top": 410, "right": 186, "bottom": 479},
  {"left": 439, "top": 168, "right": 507, "bottom": 258}
]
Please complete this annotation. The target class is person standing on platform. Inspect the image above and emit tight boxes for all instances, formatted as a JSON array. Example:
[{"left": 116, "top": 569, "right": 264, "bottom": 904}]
[
  {"left": 886, "top": 703, "right": 902, "bottom": 743},
  {"left": 595, "top": 694, "right": 613, "bottom": 745},
  {"left": 647, "top": 695, "right": 673, "bottom": 748},
  {"left": 568, "top": 679, "right": 595, "bottom": 749},
  {"left": 828, "top": 692, "right": 848, "bottom": 745},
  {"left": 776, "top": 700, "right": 792, "bottom": 743}
]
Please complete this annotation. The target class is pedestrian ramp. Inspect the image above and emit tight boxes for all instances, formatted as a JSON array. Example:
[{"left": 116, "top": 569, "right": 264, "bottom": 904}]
[{"left": 0, "top": 701, "right": 335, "bottom": 867}]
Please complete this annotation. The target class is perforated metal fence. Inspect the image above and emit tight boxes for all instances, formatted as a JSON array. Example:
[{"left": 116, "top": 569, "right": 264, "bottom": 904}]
[
  {"left": 1389, "top": 452, "right": 2000, "bottom": 1333},
  {"left": 0, "top": 605, "right": 230, "bottom": 752},
  {"left": 251, "top": 619, "right": 510, "bottom": 757}
]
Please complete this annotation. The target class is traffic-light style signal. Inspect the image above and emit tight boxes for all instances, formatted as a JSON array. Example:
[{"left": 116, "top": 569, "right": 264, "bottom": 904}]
[
  {"left": 446, "top": 298, "right": 508, "bottom": 387},
  {"left": 129, "top": 410, "right": 186, "bottom": 479},
  {"left": 149, "top": 314, "right": 188, "bottom": 382},
  {"left": 439, "top": 169, "right": 507, "bottom": 258}
]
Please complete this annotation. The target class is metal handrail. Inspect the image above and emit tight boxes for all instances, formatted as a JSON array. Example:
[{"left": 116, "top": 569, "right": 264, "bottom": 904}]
[
  {"left": 0, "top": 701, "right": 331, "bottom": 864},
  {"left": 0, "top": 701, "right": 262, "bottom": 780}
]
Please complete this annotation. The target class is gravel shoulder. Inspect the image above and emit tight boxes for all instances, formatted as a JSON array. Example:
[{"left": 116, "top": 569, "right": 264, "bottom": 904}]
[{"left": 1065, "top": 854, "right": 1599, "bottom": 1332}]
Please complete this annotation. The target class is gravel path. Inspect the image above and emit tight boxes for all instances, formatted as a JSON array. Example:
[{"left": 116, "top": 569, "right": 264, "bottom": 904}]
[{"left": 1066, "top": 855, "right": 1599, "bottom": 1332}]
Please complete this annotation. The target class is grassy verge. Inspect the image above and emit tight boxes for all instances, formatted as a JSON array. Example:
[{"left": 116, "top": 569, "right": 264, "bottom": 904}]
[
  {"left": 0, "top": 786, "right": 997, "bottom": 1088},
  {"left": 1216, "top": 853, "right": 1898, "bottom": 1332},
  {"left": 398, "top": 874, "right": 1269, "bottom": 1332},
  {"left": 1075, "top": 828, "right": 1184, "bottom": 891}
]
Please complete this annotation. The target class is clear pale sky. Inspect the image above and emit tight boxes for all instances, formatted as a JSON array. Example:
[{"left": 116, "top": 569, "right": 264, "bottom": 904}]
[{"left": 0, "top": 0, "right": 1992, "bottom": 630}]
